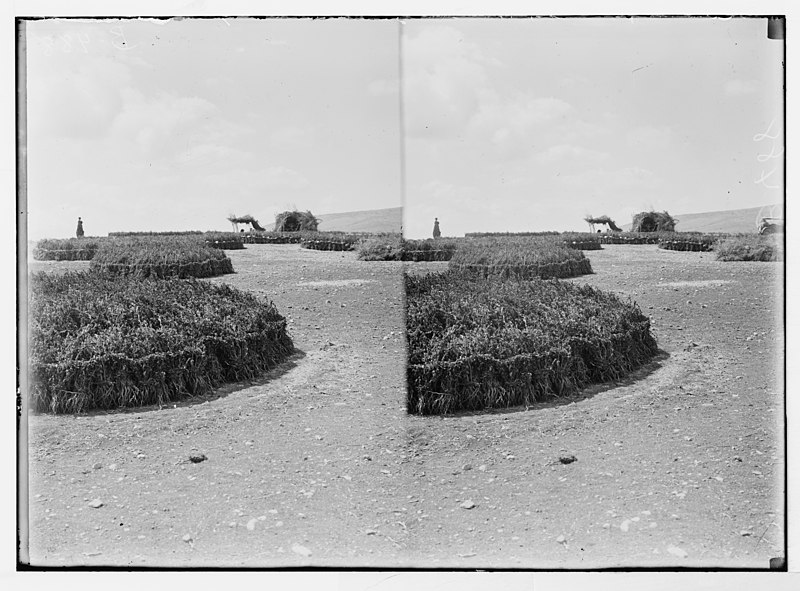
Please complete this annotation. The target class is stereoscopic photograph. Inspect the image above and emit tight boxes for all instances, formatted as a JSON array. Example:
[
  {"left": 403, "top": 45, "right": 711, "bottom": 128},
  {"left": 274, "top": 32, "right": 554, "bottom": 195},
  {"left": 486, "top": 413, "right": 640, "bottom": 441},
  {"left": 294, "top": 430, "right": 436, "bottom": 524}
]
[{"left": 19, "top": 14, "right": 785, "bottom": 570}]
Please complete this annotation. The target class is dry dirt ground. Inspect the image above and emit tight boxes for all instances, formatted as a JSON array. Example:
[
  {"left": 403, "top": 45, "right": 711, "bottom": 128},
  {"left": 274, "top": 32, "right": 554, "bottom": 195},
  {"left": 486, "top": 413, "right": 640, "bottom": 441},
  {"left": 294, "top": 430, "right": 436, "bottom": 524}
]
[{"left": 24, "top": 244, "right": 784, "bottom": 568}]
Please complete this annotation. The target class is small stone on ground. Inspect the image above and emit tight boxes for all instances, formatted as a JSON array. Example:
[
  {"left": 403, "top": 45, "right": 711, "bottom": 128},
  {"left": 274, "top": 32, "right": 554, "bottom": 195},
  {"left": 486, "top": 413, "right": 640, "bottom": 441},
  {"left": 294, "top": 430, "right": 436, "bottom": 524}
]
[
  {"left": 667, "top": 545, "right": 688, "bottom": 558},
  {"left": 292, "top": 544, "right": 312, "bottom": 557}
]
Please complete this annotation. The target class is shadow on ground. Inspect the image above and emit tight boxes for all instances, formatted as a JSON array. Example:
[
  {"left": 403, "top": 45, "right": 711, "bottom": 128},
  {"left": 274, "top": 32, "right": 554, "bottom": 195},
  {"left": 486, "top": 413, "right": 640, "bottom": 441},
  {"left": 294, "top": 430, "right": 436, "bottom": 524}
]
[
  {"left": 431, "top": 350, "right": 671, "bottom": 419},
  {"left": 75, "top": 350, "right": 307, "bottom": 417}
]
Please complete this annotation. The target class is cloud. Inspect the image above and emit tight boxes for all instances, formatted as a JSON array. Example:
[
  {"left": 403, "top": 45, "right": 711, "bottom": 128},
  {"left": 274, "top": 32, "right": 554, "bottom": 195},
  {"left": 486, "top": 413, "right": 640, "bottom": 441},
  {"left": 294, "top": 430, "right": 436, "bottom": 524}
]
[
  {"left": 403, "top": 25, "right": 492, "bottom": 137},
  {"left": 419, "top": 179, "right": 483, "bottom": 211},
  {"left": 111, "top": 91, "right": 217, "bottom": 154},
  {"left": 560, "top": 118, "right": 611, "bottom": 143},
  {"left": 560, "top": 166, "right": 660, "bottom": 194},
  {"left": 174, "top": 143, "right": 253, "bottom": 166},
  {"left": 724, "top": 78, "right": 761, "bottom": 96},
  {"left": 269, "top": 126, "right": 315, "bottom": 150},
  {"left": 259, "top": 166, "right": 310, "bottom": 189},
  {"left": 205, "top": 166, "right": 310, "bottom": 195},
  {"left": 464, "top": 93, "right": 575, "bottom": 160},
  {"left": 204, "top": 120, "right": 256, "bottom": 147},
  {"left": 626, "top": 125, "right": 673, "bottom": 149},
  {"left": 532, "top": 144, "right": 610, "bottom": 164},
  {"left": 116, "top": 53, "right": 154, "bottom": 70},
  {"left": 471, "top": 95, "right": 573, "bottom": 138},
  {"left": 558, "top": 75, "right": 591, "bottom": 90},
  {"left": 27, "top": 56, "right": 132, "bottom": 139},
  {"left": 403, "top": 23, "right": 585, "bottom": 164}
]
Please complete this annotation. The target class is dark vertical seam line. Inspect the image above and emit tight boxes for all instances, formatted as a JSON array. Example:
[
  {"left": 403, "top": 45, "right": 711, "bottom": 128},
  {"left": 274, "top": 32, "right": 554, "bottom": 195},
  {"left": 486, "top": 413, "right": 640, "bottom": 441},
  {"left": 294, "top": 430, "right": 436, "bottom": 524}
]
[
  {"left": 398, "top": 19, "right": 407, "bottom": 239},
  {"left": 17, "top": 17, "right": 31, "bottom": 567}
]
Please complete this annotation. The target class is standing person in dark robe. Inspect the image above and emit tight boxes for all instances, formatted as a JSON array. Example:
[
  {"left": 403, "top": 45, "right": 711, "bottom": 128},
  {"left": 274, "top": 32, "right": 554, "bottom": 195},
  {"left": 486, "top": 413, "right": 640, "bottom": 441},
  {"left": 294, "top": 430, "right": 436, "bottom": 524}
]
[
  {"left": 432, "top": 217, "right": 441, "bottom": 239},
  {"left": 76, "top": 217, "right": 84, "bottom": 238}
]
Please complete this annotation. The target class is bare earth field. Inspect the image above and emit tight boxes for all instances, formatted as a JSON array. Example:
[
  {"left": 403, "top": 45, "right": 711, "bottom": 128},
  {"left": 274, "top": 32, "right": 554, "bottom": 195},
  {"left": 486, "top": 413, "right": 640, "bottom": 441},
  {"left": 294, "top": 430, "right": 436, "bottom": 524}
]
[{"left": 25, "top": 244, "right": 784, "bottom": 568}]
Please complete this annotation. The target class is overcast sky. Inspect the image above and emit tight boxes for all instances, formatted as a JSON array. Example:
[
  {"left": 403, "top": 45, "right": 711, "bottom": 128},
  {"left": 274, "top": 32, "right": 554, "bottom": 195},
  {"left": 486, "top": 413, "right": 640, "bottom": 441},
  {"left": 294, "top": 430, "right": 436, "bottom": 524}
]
[
  {"left": 24, "top": 17, "right": 782, "bottom": 239},
  {"left": 402, "top": 17, "right": 784, "bottom": 238},
  {"left": 25, "top": 17, "right": 401, "bottom": 239}
]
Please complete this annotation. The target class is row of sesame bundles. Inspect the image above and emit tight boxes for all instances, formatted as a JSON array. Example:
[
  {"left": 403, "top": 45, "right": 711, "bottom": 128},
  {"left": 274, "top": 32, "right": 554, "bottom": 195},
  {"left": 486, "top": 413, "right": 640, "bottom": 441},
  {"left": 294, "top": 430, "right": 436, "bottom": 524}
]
[
  {"left": 406, "top": 235, "right": 658, "bottom": 415},
  {"left": 29, "top": 234, "right": 295, "bottom": 413}
]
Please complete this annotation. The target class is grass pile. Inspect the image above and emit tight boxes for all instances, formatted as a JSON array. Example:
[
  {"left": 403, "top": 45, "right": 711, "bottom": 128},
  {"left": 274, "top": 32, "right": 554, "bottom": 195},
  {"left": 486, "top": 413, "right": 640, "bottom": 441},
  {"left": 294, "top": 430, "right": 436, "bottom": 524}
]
[
  {"left": 274, "top": 210, "right": 319, "bottom": 232},
  {"left": 631, "top": 210, "right": 676, "bottom": 233},
  {"left": 449, "top": 236, "right": 592, "bottom": 280},
  {"left": 357, "top": 236, "right": 459, "bottom": 261},
  {"left": 108, "top": 231, "right": 203, "bottom": 237},
  {"left": 227, "top": 214, "right": 267, "bottom": 231},
  {"left": 599, "top": 232, "right": 668, "bottom": 245},
  {"left": 406, "top": 271, "right": 658, "bottom": 415},
  {"left": 401, "top": 238, "right": 459, "bottom": 261},
  {"left": 584, "top": 215, "right": 623, "bottom": 232},
  {"left": 715, "top": 234, "right": 782, "bottom": 262},
  {"left": 33, "top": 237, "right": 105, "bottom": 261},
  {"left": 357, "top": 235, "right": 403, "bottom": 261},
  {"left": 90, "top": 235, "right": 234, "bottom": 278},
  {"left": 464, "top": 231, "right": 560, "bottom": 238},
  {"left": 28, "top": 272, "right": 295, "bottom": 413},
  {"left": 658, "top": 234, "right": 716, "bottom": 252},
  {"left": 300, "top": 232, "right": 363, "bottom": 251},
  {"left": 203, "top": 231, "right": 245, "bottom": 250},
  {"left": 242, "top": 231, "right": 306, "bottom": 244},
  {"left": 560, "top": 232, "right": 602, "bottom": 251}
]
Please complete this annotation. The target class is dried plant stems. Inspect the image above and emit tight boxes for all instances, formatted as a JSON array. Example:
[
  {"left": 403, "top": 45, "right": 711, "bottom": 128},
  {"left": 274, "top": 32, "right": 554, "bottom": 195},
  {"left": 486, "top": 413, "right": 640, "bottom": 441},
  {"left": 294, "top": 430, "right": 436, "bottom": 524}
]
[{"left": 29, "top": 272, "right": 294, "bottom": 413}]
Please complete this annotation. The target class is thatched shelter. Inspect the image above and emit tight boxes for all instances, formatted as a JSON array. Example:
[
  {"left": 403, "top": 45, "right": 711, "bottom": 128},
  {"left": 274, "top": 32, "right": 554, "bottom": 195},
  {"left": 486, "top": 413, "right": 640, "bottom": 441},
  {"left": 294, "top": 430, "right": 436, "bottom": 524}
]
[
  {"left": 631, "top": 211, "right": 676, "bottom": 233},
  {"left": 227, "top": 214, "right": 267, "bottom": 232},
  {"left": 274, "top": 210, "right": 319, "bottom": 232},
  {"left": 584, "top": 215, "right": 622, "bottom": 232},
  {"left": 759, "top": 217, "right": 784, "bottom": 235}
]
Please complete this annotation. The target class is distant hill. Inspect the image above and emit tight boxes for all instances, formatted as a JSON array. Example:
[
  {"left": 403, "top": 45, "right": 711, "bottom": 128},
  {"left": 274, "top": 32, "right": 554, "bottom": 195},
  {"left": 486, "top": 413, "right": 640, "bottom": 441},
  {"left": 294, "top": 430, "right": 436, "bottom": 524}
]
[
  {"left": 623, "top": 204, "right": 782, "bottom": 234},
  {"left": 316, "top": 206, "right": 402, "bottom": 233}
]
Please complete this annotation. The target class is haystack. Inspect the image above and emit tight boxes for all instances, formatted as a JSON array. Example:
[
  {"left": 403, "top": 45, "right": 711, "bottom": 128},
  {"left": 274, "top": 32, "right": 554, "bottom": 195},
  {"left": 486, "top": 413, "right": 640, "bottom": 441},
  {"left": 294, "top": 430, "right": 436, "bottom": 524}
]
[
  {"left": 631, "top": 211, "right": 676, "bottom": 233},
  {"left": 274, "top": 210, "right": 319, "bottom": 232},
  {"left": 227, "top": 214, "right": 267, "bottom": 232},
  {"left": 584, "top": 215, "right": 623, "bottom": 232}
]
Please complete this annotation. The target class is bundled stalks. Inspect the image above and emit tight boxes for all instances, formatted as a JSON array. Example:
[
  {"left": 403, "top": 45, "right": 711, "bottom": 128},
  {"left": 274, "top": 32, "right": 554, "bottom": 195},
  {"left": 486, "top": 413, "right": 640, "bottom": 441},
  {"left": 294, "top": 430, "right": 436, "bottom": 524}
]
[
  {"left": 465, "top": 231, "right": 560, "bottom": 238},
  {"left": 108, "top": 231, "right": 204, "bottom": 237},
  {"left": 357, "top": 235, "right": 403, "bottom": 261},
  {"left": 658, "top": 234, "right": 717, "bottom": 252},
  {"left": 227, "top": 214, "right": 266, "bottom": 231},
  {"left": 631, "top": 211, "right": 676, "bottom": 233},
  {"left": 560, "top": 232, "right": 602, "bottom": 251},
  {"left": 274, "top": 210, "right": 319, "bottom": 232},
  {"left": 401, "top": 239, "right": 459, "bottom": 262},
  {"left": 300, "top": 232, "right": 363, "bottom": 251},
  {"left": 599, "top": 232, "right": 666, "bottom": 245},
  {"left": 242, "top": 232, "right": 307, "bottom": 244},
  {"left": 33, "top": 238, "right": 105, "bottom": 261},
  {"left": 29, "top": 272, "right": 294, "bottom": 413},
  {"left": 715, "top": 234, "right": 782, "bottom": 262},
  {"left": 406, "top": 271, "right": 658, "bottom": 415},
  {"left": 203, "top": 232, "right": 245, "bottom": 250},
  {"left": 90, "top": 235, "right": 234, "bottom": 278},
  {"left": 449, "top": 236, "right": 592, "bottom": 280},
  {"left": 357, "top": 236, "right": 459, "bottom": 261}
]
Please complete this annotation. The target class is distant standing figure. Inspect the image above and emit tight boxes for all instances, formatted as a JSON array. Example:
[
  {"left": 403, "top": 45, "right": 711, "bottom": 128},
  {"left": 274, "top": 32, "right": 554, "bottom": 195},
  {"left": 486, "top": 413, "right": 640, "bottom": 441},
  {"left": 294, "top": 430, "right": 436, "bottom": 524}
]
[
  {"left": 76, "top": 217, "right": 84, "bottom": 238},
  {"left": 432, "top": 217, "right": 441, "bottom": 239}
]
